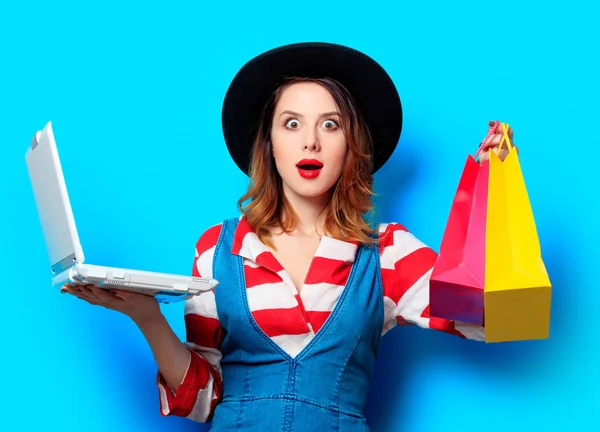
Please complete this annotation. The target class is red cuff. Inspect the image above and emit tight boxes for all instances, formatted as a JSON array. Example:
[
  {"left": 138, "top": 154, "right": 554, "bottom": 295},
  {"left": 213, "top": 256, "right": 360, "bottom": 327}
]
[{"left": 157, "top": 348, "right": 215, "bottom": 418}]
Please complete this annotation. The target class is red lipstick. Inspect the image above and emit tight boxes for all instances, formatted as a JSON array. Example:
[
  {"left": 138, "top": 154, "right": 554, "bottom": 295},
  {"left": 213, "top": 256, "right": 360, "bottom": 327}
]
[{"left": 296, "top": 159, "right": 323, "bottom": 179}]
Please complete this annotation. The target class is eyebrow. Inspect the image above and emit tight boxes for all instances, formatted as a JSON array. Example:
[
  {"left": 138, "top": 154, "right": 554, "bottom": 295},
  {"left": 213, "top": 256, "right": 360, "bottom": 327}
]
[{"left": 279, "top": 110, "right": 341, "bottom": 118}]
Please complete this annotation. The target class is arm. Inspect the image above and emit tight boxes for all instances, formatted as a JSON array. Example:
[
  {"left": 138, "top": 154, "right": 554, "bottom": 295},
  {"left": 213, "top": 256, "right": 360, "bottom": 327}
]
[
  {"left": 379, "top": 223, "right": 485, "bottom": 341},
  {"left": 136, "top": 312, "right": 192, "bottom": 392},
  {"left": 156, "top": 223, "right": 224, "bottom": 422}
]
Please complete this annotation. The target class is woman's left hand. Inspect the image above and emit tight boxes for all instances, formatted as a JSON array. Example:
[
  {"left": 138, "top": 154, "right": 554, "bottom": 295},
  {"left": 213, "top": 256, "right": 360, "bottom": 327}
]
[{"left": 478, "top": 120, "right": 518, "bottom": 163}]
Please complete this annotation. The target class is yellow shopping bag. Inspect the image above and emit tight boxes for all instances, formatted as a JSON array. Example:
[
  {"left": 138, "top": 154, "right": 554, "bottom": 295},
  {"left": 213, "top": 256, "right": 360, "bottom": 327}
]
[{"left": 484, "top": 123, "right": 552, "bottom": 342}]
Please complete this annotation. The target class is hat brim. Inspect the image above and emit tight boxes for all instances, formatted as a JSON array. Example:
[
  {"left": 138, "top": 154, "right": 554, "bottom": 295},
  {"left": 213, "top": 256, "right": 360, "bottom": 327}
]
[{"left": 221, "top": 42, "right": 402, "bottom": 175}]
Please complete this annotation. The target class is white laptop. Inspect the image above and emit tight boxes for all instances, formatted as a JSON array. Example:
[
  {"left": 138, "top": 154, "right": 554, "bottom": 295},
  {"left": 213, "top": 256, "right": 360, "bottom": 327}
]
[{"left": 25, "top": 121, "right": 219, "bottom": 303}]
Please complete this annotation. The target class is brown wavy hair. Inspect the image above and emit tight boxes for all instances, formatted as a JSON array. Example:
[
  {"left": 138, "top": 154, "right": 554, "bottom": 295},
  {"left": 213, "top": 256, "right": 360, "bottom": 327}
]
[{"left": 237, "top": 76, "right": 378, "bottom": 248}]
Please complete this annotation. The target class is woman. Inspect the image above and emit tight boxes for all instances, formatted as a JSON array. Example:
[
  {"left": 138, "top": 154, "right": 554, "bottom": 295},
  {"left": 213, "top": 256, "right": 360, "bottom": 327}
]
[{"left": 62, "top": 42, "right": 515, "bottom": 431}]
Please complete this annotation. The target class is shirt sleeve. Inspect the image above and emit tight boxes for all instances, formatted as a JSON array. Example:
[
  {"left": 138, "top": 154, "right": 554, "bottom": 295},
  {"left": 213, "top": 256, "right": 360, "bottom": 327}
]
[
  {"left": 378, "top": 223, "right": 485, "bottom": 341},
  {"left": 156, "top": 223, "right": 225, "bottom": 422}
]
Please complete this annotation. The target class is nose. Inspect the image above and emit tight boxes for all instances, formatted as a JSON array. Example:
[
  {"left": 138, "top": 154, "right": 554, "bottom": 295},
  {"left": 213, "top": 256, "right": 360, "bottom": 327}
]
[
  {"left": 303, "top": 131, "right": 321, "bottom": 152},
  {"left": 304, "top": 142, "right": 319, "bottom": 151}
]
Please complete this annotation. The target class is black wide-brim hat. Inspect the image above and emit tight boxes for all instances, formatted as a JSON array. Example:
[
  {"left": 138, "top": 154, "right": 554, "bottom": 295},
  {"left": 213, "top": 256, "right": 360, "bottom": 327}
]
[{"left": 221, "top": 42, "right": 402, "bottom": 175}]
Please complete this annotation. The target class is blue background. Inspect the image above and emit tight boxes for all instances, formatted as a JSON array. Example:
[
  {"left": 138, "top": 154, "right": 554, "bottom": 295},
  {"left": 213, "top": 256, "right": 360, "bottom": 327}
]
[{"left": 1, "top": 1, "right": 597, "bottom": 430}]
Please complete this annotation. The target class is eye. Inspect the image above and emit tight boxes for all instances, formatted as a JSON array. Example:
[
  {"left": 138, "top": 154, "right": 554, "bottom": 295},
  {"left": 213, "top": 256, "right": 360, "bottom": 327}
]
[
  {"left": 322, "top": 119, "right": 339, "bottom": 130},
  {"left": 285, "top": 118, "right": 301, "bottom": 129}
]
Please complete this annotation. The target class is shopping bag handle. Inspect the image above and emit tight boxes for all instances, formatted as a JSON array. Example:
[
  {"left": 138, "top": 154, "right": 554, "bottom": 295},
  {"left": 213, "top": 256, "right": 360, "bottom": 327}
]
[
  {"left": 498, "top": 123, "right": 514, "bottom": 152},
  {"left": 474, "top": 121, "right": 515, "bottom": 160}
]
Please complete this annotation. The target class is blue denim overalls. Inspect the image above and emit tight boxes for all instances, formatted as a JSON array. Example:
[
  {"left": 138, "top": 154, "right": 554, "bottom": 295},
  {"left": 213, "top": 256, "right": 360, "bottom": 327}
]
[{"left": 210, "top": 218, "right": 383, "bottom": 431}]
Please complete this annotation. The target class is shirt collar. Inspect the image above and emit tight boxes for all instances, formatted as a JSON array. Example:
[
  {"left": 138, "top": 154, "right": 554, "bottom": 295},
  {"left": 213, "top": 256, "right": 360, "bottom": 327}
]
[{"left": 231, "top": 216, "right": 359, "bottom": 271}]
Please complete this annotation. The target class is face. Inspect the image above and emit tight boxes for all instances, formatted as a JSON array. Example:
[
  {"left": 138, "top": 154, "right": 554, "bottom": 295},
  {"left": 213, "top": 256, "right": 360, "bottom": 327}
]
[{"left": 271, "top": 82, "right": 347, "bottom": 200}]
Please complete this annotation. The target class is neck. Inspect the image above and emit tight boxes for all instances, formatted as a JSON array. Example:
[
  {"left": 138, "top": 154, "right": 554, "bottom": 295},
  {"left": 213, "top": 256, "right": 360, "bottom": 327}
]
[{"left": 281, "top": 185, "right": 330, "bottom": 236}]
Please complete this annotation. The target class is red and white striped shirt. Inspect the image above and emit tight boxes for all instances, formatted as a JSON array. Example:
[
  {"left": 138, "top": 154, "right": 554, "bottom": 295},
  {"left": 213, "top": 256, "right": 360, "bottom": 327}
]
[{"left": 157, "top": 217, "right": 484, "bottom": 422}]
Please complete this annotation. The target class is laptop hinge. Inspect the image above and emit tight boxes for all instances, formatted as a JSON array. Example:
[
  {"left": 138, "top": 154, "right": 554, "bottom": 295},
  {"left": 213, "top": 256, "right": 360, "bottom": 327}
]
[
  {"left": 51, "top": 253, "right": 76, "bottom": 275},
  {"left": 31, "top": 133, "right": 39, "bottom": 150}
]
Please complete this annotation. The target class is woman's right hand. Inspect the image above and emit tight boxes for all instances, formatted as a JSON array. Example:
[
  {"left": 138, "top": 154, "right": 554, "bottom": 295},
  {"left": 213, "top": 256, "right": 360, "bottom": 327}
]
[{"left": 62, "top": 284, "right": 162, "bottom": 324}]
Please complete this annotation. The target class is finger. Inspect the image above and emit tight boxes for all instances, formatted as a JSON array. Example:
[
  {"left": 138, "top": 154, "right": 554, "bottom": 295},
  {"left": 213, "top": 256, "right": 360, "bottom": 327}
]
[
  {"left": 492, "top": 121, "right": 513, "bottom": 137},
  {"left": 66, "top": 287, "right": 99, "bottom": 305},
  {"left": 482, "top": 121, "right": 501, "bottom": 146},
  {"left": 482, "top": 134, "right": 503, "bottom": 149},
  {"left": 62, "top": 284, "right": 85, "bottom": 295},
  {"left": 112, "top": 289, "right": 152, "bottom": 301},
  {"left": 485, "top": 132, "right": 515, "bottom": 150},
  {"left": 80, "top": 285, "right": 102, "bottom": 302},
  {"left": 67, "top": 285, "right": 103, "bottom": 303},
  {"left": 498, "top": 123, "right": 514, "bottom": 140},
  {"left": 72, "top": 287, "right": 126, "bottom": 311},
  {"left": 111, "top": 289, "right": 136, "bottom": 301},
  {"left": 87, "top": 286, "right": 125, "bottom": 305},
  {"left": 487, "top": 121, "right": 514, "bottom": 140},
  {"left": 486, "top": 120, "right": 498, "bottom": 135}
]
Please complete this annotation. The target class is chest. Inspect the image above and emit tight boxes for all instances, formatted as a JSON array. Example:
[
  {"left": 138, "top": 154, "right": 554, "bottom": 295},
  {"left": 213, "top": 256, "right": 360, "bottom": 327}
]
[
  {"left": 213, "top": 228, "right": 383, "bottom": 359},
  {"left": 268, "top": 234, "right": 321, "bottom": 295}
]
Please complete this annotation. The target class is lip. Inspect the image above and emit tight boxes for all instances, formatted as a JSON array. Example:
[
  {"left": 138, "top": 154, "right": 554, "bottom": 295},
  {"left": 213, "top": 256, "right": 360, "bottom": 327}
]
[
  {"left": 296, "top": 159, "right": 324, "bottom": 179},
  {"left": 296, "top": 159, "right": 323, "bottom": 168}
]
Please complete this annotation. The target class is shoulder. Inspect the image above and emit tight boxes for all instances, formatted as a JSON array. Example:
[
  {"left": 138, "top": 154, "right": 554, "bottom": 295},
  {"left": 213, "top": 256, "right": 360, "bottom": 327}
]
[
  {"left": 194, "top": 222, "right": 224, "bottom": 256},
  {"left": 191, "top": 221, "right": 227, "bottom": 278},
  {"left": 376, "top": 222, "right": 410, "bottom": 238},
  {"left": 375, "top": 221, "right": 437, "bottom": 263},
  {"left": 374, "top": 222, "right": 438, "bottom": 303},
  {"left": 191, "top": 215, "right": 245, "bottom": 277},
  {"left": 376, "top": 222, "right": 422, "bottom": 246}
]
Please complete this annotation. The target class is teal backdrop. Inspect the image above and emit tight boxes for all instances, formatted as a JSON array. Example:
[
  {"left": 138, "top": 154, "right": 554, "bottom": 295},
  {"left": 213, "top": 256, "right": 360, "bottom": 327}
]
[{"left": 1, "top": 1, "right": 597, "bottom": 431}]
